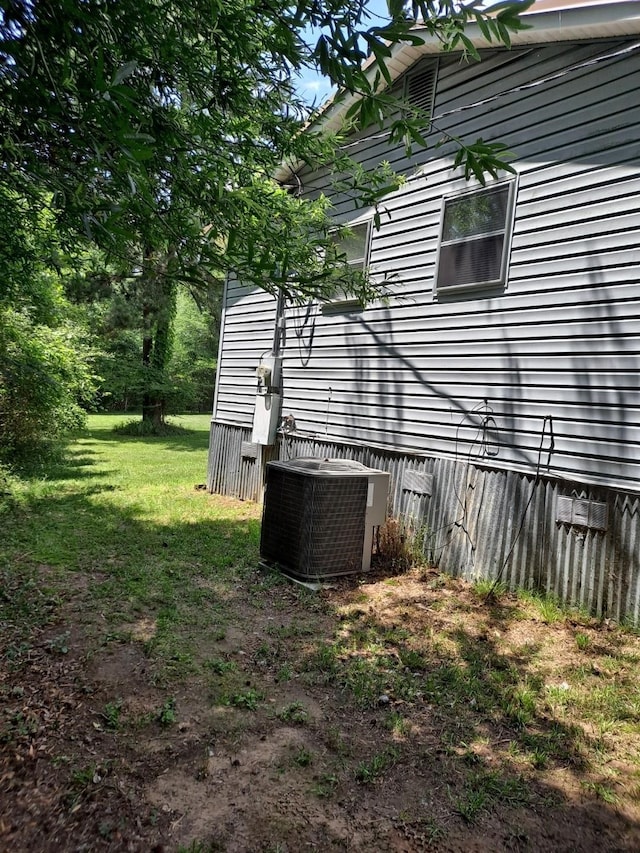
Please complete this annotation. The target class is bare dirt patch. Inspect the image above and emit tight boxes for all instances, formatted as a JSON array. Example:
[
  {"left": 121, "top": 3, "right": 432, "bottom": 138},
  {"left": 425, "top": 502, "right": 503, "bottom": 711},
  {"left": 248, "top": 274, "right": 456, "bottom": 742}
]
[{"left": 2, "top": 566, "right": 640, "bottom": 852}]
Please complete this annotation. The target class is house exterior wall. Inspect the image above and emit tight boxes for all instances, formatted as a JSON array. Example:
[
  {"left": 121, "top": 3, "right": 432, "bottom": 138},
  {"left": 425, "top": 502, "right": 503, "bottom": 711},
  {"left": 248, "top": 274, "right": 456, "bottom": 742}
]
[
  {"left": 208, "top": 423, "right": 640, "bottom": 624},
  {"left": 213, "top": 276, "right": 278, "bottom": 429},
  {"left": 208, "top": 37, "right": 640, "bottom": 622}
]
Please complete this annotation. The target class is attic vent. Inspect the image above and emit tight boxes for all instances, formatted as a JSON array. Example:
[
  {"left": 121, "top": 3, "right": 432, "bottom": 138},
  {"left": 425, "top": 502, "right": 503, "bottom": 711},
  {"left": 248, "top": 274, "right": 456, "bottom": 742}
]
[
  {"left": 556, "top": 495, "right": 608, "bottom": 532},
  {"left": 406, "top": 63, "right": 437, "bottom": 118}
]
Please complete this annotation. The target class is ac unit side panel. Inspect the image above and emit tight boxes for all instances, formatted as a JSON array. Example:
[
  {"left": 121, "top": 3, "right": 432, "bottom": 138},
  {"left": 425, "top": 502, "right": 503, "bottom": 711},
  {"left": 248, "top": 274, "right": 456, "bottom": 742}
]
[{"left": 260, "top": 468, "right": 308, "bottom": 576}]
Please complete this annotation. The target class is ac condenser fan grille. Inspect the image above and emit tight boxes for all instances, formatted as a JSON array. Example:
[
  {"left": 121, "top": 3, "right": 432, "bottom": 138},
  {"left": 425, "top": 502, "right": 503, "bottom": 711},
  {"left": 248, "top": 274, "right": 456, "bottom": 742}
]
[{"left": 261, "top": 465, "right": 368, "bottom": 580}]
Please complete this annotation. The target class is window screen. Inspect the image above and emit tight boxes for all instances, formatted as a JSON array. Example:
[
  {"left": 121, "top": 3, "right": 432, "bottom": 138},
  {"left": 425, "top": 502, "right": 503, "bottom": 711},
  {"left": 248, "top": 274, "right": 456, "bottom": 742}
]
[
  {"left": 337, "top": 221, "right": 371, "bottom": 270},
  {"left": 321, "top": 220, "right": 371, "bottom": 311},
  {"left": 436, "top": 182, "right": 515, "bottom": 293}
]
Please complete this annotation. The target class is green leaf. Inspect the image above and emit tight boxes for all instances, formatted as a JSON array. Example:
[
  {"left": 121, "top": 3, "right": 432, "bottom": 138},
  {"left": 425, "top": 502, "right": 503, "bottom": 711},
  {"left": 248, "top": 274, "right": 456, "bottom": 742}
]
[
  {"left": 458, "top": 32, "right": 481, "bottom": 61},
  {"left": 387, "top": 0, "right": 406, "bottom": 17},
  {"left": 363, "top": 33, "right": 392, "bottom": 60},
  {"left": 474, "top": 13, "right": 492, "bottom": 43}
]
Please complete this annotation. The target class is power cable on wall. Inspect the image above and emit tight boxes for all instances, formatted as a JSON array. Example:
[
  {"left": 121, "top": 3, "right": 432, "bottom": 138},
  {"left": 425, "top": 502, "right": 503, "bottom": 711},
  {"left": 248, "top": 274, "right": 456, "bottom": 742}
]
[
  {"left": 485, "top": 415, "right": 555, "bottom": 602},
  {"left": 424, "top": 410, "right": 554, "bottom": 586},
  {"left": 425, "top": 401, "right": 495, "bottom": 565}
]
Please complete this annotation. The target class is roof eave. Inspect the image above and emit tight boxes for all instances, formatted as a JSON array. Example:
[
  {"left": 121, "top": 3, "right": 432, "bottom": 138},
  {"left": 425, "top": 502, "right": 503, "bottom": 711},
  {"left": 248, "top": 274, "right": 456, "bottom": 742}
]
[{"left": 274, "top": 1, "right": 640, "bottom": 184}]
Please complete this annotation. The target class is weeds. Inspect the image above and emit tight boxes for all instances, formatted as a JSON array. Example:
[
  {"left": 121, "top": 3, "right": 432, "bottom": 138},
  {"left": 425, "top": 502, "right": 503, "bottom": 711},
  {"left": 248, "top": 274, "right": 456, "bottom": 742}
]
[
  {"left": 472, "top": 578, "right": 508, "bottom": 598},
  {"left": 545, "top": 683, "right": 572, "bottom": 712},
  {"left": 157, "top": 698, "right": 177, "bottom": 727},
  {"left": 401, "top": 816, "right": 444, "bottom": 844},
  {"left": 205, "top": 658, "right": 236, "bottom": 675},
  {"left": 66, "top": 763, "right": 108, "bottom": 808},
  {"left": 267, "top": 621, "right": 314, "bottom": 640},
  {"left": 276, "top": 664, "right": 293, "bottom": 682},
  {"left": 177, "top": 841, "right": 223, "bottom": 853},
  {"left": 355, "top": 747, "right": 399, "bottom": 784},
  {"left": 455, "top": 770, "right": 529, "bottom": 823},
  {"left": 398, "top": 648, "right": 427, "bottom": 671},
  {"left": 102, "top": 699, "right": 123, "bottom": 730},
  {"left": 293, "top": 747, "right": 313, "bottom": 767},
  {"left": 0, "top": 573, "right": 60, "bottom": 638},
  {"left": 518, "top": 591, "right": 565, "bottom": 624},
  {"left": 384, "top": 712, "right": 410, "bottom": 737},
  {"left": 582, "top": 780, "right": 619, "bottom": 804},
  {"left": 323, "top": 726, "right": 350, "bottom": 758},
  {"left": 376, "top": 517, "right": 429, "bottom": 573},
  {"left": 503, "top": 684, "right": 539, "bottom": 728},
  {"left": 311, "top": 772, "right": 338, "bottom": 798},
  {"left": 46, "top": 632, "right": 70, "bottom": 655},
  {"left": 575, "top": 632, "right": 591, "bottom": 651},
  {"left": 529, "top": 748, "right": 549, "bottom": 769},
  {"left": 277, "top": 701, "right": 308, "bottom": 724},
  {"left": 229, "top": 689, "right": 262, "bottom": 711},
  {"left": 306, "top": 644, "right": 339, "bottom": 681},
  {"left": 1, "top": 709, "right": 39, "bottom": 743}
]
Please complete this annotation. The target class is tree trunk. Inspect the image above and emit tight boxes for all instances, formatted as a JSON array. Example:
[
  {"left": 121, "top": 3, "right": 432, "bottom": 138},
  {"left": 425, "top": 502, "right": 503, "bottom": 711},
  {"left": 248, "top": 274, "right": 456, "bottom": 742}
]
[
  {"left": 141, "top": 325, "right": 165, "bottom": 428},
  {"left": 141, "top": 301, "right": 162, "bottom": 427},
  {"left": 140, "top": 258, "right": 176, "bottom": 429}
]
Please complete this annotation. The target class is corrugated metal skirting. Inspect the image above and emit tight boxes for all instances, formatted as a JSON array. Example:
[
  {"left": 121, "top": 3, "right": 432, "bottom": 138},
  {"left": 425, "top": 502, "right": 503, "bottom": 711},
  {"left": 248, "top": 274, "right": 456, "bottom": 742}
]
[
  {"left": 207, "top": 421, "right": 277, "bottom": 501},
  {"left": 207, "top": 421, "right": 640, "bottom": 624}
]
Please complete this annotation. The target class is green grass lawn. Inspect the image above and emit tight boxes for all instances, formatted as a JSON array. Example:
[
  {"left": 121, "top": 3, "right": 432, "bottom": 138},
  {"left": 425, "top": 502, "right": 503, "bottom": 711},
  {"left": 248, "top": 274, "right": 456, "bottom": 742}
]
[
  {"left": 2, "top": 413, "right": 262, "bottom": 680},
  {"left": 2, "top": 415, "right": 640, "bottom": 852}
]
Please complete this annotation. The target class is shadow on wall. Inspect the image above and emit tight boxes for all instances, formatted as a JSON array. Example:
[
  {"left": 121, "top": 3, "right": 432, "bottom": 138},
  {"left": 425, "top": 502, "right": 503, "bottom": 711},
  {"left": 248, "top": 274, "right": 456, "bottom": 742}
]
[{"left": 332, "top": 267, "right": 639, "bottom": 616}]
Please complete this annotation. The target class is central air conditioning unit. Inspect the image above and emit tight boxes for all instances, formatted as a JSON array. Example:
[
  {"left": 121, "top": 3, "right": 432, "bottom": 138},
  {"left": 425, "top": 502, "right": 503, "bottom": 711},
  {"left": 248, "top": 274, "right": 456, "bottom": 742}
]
[{"left": 260, "top": 458, "right": 390, "bottom": 581}]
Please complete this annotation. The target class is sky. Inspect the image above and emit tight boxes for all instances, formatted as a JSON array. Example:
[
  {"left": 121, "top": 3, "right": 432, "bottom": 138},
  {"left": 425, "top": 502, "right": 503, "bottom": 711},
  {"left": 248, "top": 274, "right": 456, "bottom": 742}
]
[{"left": 294, "top": 0, "right": 392, "bottom": 106}]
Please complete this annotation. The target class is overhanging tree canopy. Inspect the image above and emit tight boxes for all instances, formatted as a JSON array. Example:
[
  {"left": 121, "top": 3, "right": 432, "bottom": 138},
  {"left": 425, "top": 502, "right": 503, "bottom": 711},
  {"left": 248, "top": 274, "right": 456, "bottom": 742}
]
[
  {"left": 0, "top": 0, "right": 532, "bottom": 300},
  {"left": 0, "top": 0, "right": 531, "bottom": 431}
]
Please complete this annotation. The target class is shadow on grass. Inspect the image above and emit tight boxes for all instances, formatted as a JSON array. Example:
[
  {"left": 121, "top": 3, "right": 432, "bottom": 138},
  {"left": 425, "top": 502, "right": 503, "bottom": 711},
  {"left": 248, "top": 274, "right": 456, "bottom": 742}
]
[
  {"left": 302, "top": 577, "right": 640, "bottom": 849},
  {"left": 77, "top": 414, "right": 212, "bottom": 454},
  {"left": 1, "top": 431, "right": 260, "bottom": 669},
  {"left": 77, "top": 428, "right": 212, "bottom": 454},
  {"left": 2, "top": 431, "right": 639, "bottom": 852}
]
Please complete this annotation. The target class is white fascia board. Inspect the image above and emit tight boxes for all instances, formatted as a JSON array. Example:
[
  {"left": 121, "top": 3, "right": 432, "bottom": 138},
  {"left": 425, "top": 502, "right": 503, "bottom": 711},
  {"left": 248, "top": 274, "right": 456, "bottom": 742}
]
[{"left": 275, "top": 1, "right": 640, "bottom": 184}]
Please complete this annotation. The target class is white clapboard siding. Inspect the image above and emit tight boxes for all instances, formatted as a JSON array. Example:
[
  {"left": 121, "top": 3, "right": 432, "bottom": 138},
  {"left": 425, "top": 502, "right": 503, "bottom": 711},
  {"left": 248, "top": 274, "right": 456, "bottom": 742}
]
[
  {"left": 213, "top": 277, "right": 277, "bottom": 427},
  {"left": 213, "top": 38, "right": 640, "bottom": 492}
]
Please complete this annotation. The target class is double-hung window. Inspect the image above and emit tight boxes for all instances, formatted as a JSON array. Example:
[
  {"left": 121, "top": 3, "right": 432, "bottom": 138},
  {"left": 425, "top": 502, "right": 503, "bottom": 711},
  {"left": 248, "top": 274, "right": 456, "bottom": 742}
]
[
  {"left": 322, "top": 220, "right": 372, "bottom": 310},
  {"left": 336, "top": 220, "right": 371, "bottom": 272},
  {"left": 435, "top": 179, "right": 517, "bottom": 295}
]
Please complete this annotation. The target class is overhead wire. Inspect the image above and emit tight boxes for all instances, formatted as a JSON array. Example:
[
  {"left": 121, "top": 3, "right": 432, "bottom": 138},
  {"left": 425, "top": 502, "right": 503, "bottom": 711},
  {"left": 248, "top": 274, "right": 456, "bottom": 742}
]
[{"left": 336, "top": 39, "right": 640, "bottom": 152}]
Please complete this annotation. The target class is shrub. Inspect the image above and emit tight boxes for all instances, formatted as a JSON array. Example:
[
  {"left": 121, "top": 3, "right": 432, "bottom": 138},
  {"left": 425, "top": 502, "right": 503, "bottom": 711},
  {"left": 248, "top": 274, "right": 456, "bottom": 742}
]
[{"left": 0, "top": 308, "right": 95, "bottom": 464}]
